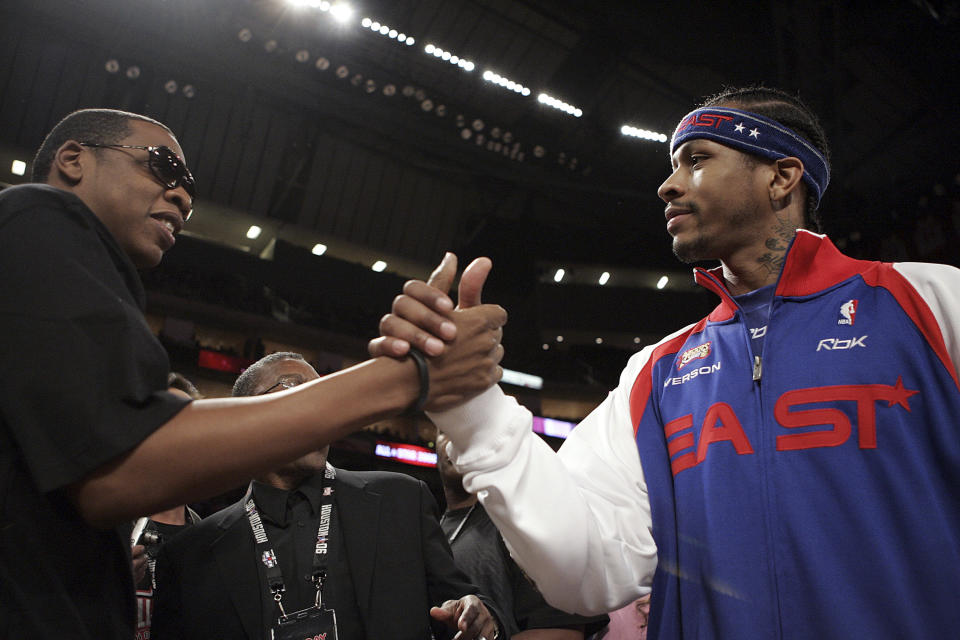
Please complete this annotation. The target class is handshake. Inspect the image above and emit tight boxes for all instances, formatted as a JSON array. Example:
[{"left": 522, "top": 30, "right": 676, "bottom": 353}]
[{"left": 368, "top": 252, "right": 508, "bottom": 413}]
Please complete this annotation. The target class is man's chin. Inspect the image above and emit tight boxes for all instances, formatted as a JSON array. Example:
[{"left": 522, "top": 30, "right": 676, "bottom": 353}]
[
  {"left": 131, "top": 247, "right": 165, "bottom": 270},
  {"left": 672, "top": 238, "right": 704, "bottom": 264}
]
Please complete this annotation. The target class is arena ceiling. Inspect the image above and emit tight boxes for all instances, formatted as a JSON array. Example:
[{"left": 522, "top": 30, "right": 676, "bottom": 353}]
[{"left": 1, "top": 0, "right": 958, "bottom": 373}]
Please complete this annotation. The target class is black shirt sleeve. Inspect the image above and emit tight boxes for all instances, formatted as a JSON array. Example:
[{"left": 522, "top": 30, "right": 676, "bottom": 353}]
[{"left": 0, "top": 186, "right": 189, "bottom": 492}]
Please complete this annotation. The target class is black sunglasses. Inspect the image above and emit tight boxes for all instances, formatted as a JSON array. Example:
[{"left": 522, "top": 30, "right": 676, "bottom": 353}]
[{"left": 80, "top": 143, "right": 197, "bottom": 219}]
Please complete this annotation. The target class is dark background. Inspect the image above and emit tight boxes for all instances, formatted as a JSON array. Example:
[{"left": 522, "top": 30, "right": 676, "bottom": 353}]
[{"left": 2, "top": 0, "right": 958, "bottom": 391}]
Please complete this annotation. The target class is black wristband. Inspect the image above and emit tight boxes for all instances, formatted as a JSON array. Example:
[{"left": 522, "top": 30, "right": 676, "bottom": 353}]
[{"left": 407, "top": 347, "right": 430, "bottom": 413}]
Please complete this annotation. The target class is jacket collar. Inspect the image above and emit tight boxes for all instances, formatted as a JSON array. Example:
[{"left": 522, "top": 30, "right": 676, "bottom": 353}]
[
  {"left": 693, "top": 230, "right": 871, "bottom": 321},
  {"left": 332, "top": 469, "right": 381, "bottom": 621},
  {"left": 211, "top": 488, "right": 262, "bottom": 640}
]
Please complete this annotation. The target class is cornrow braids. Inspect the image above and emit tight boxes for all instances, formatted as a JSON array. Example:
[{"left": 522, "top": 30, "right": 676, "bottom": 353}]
[{"left": 702, "top": 86, "right": 831, "bottom": 232}]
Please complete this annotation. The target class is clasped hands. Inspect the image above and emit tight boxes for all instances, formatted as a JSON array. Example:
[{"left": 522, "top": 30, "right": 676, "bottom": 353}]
[{"left": 369, "top": 253, "right": 507, "bottom": 412}]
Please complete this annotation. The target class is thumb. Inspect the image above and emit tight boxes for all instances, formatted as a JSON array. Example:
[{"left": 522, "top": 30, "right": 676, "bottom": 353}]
[
  {"left": 426, "top": 252, "right": 458, "bottom": 295},
  {"left": 457, "top": 257, "right": 492, "bottom": 309},
  {"left": 430, "top": 603, "right": 455, "bottom": 623}
]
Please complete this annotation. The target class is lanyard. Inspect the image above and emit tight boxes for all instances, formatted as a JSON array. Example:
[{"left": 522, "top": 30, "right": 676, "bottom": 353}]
[{"left": 245, "top": 465, "right": 336, "bottom": 616}]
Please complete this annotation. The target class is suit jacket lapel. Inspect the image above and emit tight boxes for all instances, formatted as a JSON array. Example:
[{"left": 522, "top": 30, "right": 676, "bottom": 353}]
[
  {"left": 334, "top": 469, "right": 381, "bottom": 622},
  {"left": 212, "top": 492, "right": 264, "bottom": 640}
]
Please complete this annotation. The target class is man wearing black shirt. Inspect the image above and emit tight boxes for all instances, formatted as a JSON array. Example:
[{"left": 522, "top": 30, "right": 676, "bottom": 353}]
[
  {"left": 437, "top": 432, "right": 606, "bottom": 640},
  {"left": 131, "top": 373, "right": 204, "bottom": 639},
  {"left": 152, "top": 353, "right": 504, "bottom": 640},
  {"left": 0, "top": 109, "right": 506, "bottom": 639}
]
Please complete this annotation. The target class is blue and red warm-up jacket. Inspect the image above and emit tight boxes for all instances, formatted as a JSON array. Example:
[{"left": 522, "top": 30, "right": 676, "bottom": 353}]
[{"left": 631, "top": 230, "right": 960, "bottom": 638}]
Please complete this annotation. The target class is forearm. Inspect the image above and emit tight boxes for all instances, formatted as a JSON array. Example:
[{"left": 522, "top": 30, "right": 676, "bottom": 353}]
[
  {"left": 70, "top": 357, "right": 418, "bottom": 527},
  {"left": 432, "top": 386, "right": 654, "bottom": 615}
]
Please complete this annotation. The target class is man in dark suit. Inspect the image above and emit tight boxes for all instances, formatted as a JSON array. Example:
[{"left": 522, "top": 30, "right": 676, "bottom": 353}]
[{"left": 152, "top": 352, "right": 504, "bottom": 640}]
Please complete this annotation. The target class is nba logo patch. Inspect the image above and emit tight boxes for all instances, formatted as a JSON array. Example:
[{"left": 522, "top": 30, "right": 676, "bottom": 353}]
[
  {"left": 838, "top": 299, "right": 858, "bottom": 325},
  {"left": 261, "top": 550, "right": 277, "bottom": 568},
  {"left": 678, "top": 342, "right": 711, "bottom": 370}
]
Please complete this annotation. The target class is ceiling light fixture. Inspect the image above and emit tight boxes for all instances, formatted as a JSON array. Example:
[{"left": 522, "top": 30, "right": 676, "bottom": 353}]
[
  {"left": 482, "top": 70, "right": 531, "bottom": 96},
  {"left": 311, "top": 243, "right": 327, "bottom": 255},
  {"left": 599, "top": 271, "right": 610, "bottom": 286},
  {"left": 423, "top": 44, "right": 474, "bottom": 71},
  {"left": 329, "top": 3, "right": 353, "bottom": 23},
  {"left": 371, "top": 260, "right": 387, "bottom": 272},
  {"left": 657, "top": 275, "right": 669, "bottom": 289},
  {"left": 620, "top": 125, "right": 668, "bottom": 143},
  {"left": 246, "top": 225, "right": 262, "bottom": 239},
  {"left": 553, "top": 268, "right": 565, "bottom": 283},
  {"left": 361, "top": 17, "right": 414, "bottom": 46},
  {"left": 538, "top": 93, "right": 582, "bottom": 118}
]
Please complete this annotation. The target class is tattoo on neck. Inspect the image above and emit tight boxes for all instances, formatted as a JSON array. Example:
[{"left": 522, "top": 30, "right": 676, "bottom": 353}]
[
  {"left": 757, "top": 252, "right": 785, "bottom": 274},
  {"left": 757, "top": 216, "right": 797, "bottom": 274}
]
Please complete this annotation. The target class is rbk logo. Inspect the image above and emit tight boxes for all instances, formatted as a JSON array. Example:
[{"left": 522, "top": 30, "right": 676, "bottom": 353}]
[
  {"left": 678, "top": 342, "right": 711, "bottom": 370},
  {"left": 817, "top": 336, "right": 867, "bottom": 351},
  {"left": 839, "top": 299, "right": 858, "bottom": 325}
]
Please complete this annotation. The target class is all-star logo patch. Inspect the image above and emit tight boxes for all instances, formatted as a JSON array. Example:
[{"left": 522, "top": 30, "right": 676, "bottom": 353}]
[{"left": 678, "top": 341, "right": 711, "bottom": 370}]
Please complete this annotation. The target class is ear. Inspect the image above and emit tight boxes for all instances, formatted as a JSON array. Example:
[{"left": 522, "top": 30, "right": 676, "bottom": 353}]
[
  {"left": 50, "top": 140, "right": 86, "bottom": 186},
  {"left": 768, "top": 156, "right": 805, "bottom": 203}
]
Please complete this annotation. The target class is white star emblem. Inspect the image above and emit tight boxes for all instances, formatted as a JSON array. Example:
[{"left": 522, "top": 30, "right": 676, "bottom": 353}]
[
  {"left": 749, "top": 128, "right": 760, "bottom": 138},
  {"left": 734, "top": 122, "right": 745, "bottom": 133}
]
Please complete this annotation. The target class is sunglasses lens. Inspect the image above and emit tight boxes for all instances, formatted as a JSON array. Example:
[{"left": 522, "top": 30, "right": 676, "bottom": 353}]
[{"left": 151, "top": 147, "right": 197, "bottom": 198}]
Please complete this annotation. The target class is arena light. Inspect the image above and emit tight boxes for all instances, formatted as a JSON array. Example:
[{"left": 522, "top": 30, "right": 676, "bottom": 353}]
[
  {"left": 371, "top": 260, "right": 387, "bottom": 272},
  {"left": 553, "top": 268, "right": 565, "bottom": 283},
  {"left": 657, "top": 275, "right": 669, "bottom": 289},
  {"left": 311, "top": 243, "right": 327, "bottom": 255},
  {"left": 423, "top": 44, "right": 474, "bottom": 71},
  {"left": 621, "top": 124, "right": 668, "bottom": 143},
  {"left": 11, "top": 160, "right": 26, "bottom": 176},
  {"left": 246, "top": 225, "right": 262, "bottom": 240},
  {"left": 538, "top": 93, "right": 582, "bottom": 118},
  {"left": 362, "top": 17, "right": 412, "bottom": 47},
  {"left": 329, "top": 3, "right": 353, "bottom": 22},
  {"left": 482, "top": 70, "right": 530, "bottom": 96},
  {"left": 598, "top": 271, "right": 610, "bottom": 285}
]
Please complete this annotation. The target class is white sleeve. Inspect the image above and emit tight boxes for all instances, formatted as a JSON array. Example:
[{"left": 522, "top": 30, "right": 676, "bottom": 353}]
[
  {"left": 894, "top": 262, "right": 960, "bottom": 381},
  {"left": 428, "top": 349, "right": 658, "bottom": 615}
]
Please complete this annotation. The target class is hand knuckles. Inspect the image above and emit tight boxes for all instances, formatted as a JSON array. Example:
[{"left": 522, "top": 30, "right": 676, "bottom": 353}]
[{"left": 402, "top": 279, "right": 423, "bottom": 295}]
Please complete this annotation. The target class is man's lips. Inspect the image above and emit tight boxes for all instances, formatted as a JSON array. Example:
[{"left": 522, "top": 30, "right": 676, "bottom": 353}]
[
  {"left": 150, "top": 211, "right": 182, "bottom": 249},
  {"left": 151, "top": 211, "right": 183, "bottom": 235},
  {"left": 665, "top": 205, "right": 693, "bottom": 232}
]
